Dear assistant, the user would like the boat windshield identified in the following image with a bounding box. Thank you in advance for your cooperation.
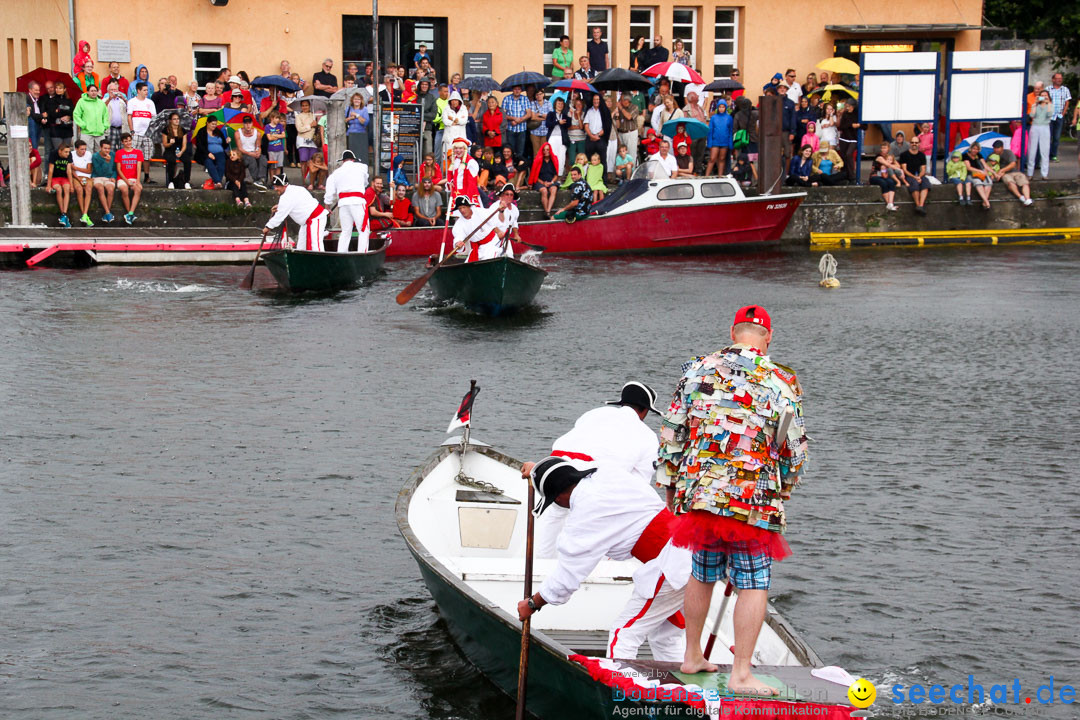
[590,178,650,215]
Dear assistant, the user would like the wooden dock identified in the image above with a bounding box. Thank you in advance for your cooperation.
[0,228,265,265]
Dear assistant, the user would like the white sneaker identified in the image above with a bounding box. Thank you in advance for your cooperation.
[1023,197,1033,206]
[184,183,191,190]
[167,182,174,189]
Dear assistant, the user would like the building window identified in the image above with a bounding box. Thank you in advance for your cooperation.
[672,7,697,66]
[193,44,228,89]
[587,6,612,55]
[629,7,655,51]
[543,5,570,76]
[713,8,739,79]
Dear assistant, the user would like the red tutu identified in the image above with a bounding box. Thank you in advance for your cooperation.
[671,511,791,560]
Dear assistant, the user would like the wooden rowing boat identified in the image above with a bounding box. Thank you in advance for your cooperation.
[427,256,547,316]
[397,437,858,719]
[262,236,389,292]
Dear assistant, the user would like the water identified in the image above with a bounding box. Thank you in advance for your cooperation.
[2,246,1078,719]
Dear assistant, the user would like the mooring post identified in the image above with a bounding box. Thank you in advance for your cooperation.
[4,92,33,226]
[326,96,346,247]
[757,94,783,196]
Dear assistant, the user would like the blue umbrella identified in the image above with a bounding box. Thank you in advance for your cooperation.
[661,117,709,140]
[459,76,501,92]
[251,75,300,92]
[500,71,550,91]
[953,132,1010,158]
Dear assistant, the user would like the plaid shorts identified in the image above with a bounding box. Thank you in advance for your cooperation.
[692,549,772,589]
[133,133,154,159]
[106,126,124,149]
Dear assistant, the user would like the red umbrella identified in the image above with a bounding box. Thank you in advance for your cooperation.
[17,67,82,102]
[550,78,599,94]
[641,62,705,85]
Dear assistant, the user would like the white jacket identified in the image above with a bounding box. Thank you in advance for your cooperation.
[266,185,321,230]
[324,161,370,207]
[539,466,668,606]
[552,405,658,486]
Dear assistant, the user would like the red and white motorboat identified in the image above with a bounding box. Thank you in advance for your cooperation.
[386,175,805,257]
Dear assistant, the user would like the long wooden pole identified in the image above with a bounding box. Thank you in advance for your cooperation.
[372,0,381,176]
[4,93,32,227]
[515,481,535,720]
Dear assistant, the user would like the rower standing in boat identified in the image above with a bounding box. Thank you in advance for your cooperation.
[522,381,663,558]
[657,305,808,693]
[448,196,491,260]
[324,149,370,253]
[264,175,328,252]
[517,457,691,663]
[493,182,521,257]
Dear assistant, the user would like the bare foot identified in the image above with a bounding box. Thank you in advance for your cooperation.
[728,673,780,696]
[680,656,719,674]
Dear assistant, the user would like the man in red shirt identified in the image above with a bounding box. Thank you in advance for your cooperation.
[114,133,144,225]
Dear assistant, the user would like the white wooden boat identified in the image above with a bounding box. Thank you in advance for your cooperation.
[397,435,858,719]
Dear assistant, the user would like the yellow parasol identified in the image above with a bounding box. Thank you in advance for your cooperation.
[809,84,859,103]
[816,57,861,75]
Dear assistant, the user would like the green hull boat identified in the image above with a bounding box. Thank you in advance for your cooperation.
[427,256,546,316]
[397,440,856,720]
[262,238,388,292]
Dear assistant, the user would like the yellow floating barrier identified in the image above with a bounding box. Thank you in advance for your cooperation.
[810,227,1080,249]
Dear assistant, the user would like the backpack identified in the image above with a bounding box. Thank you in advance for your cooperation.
[733,129,748,149]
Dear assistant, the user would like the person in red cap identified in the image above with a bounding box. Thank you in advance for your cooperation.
[657,305,808,693]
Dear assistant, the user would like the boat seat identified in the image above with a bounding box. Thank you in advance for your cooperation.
[446,556,640,584]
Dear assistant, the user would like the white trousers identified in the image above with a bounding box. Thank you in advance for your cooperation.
[618,130,639,166]
[607,571,687,663]
[1027,124,1050,179]
[547,135,567,175]
[298,213,327,252]
[338,204,370,253]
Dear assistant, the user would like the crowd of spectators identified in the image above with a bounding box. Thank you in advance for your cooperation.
[4,38,1078,228]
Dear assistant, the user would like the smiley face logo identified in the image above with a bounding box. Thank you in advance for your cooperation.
[848,678,877,708]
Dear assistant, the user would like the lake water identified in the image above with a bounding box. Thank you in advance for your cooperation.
[2,245,1078,719]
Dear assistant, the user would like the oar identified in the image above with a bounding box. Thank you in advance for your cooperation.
[240,230,269,290]
[703,581,735,660]
[515,479,536,720]
[395,205,501,305]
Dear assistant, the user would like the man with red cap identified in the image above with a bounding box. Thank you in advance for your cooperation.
[517,455,691,662]
[657,305,808,693]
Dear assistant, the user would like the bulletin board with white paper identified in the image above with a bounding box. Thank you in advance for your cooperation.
[858,51,941,178]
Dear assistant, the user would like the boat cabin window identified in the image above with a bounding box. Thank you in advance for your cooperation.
[656,184,695,201]
[701,181,737,198]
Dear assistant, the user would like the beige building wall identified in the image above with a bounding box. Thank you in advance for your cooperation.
[4,0,981,98]
[2,2,72,95]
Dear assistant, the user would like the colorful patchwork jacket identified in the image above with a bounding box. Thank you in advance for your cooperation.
[657,344,808,534]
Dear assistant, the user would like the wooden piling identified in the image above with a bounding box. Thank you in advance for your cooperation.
[4,92,33,226]
[326,96,346,240]
[757,94,784,196]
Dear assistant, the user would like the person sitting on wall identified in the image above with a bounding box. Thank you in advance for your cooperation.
[553,165,592,222]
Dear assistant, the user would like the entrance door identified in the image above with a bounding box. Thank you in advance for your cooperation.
[343,15,447,79]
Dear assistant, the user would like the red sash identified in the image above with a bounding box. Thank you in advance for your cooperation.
[306,204,326,223]
[339,191,366,198]
[631,508,677,563]
[552,450,594,462]
[465,229,499,262]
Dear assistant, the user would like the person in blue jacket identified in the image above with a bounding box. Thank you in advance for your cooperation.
[705,98,733,176]
[785,144,817,186]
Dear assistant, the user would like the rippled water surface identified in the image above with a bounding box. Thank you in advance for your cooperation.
[2,246,1078,719]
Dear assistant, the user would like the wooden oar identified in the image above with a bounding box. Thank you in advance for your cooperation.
[395,205,502,305]
[515,480,536,720]
[703,581,734,660]
[240,230,269,290]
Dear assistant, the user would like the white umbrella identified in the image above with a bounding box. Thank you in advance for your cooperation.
[289,94,328,113]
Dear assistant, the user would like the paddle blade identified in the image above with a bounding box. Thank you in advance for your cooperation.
[396,267,436,305]
[240,265,256,290]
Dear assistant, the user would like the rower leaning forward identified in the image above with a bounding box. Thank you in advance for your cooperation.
[657,304,808,694]
[264,175,328,252]
[323,149,371,252]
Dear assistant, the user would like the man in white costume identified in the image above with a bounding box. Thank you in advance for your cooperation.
[263,175,327,252]
[522,381,662,558]
[324,149,370,252]
[516,456,691,662]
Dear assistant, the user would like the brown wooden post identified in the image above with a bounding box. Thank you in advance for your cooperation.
[326,96,346,246]
[4,92,33,226]
[757,94,784,196]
